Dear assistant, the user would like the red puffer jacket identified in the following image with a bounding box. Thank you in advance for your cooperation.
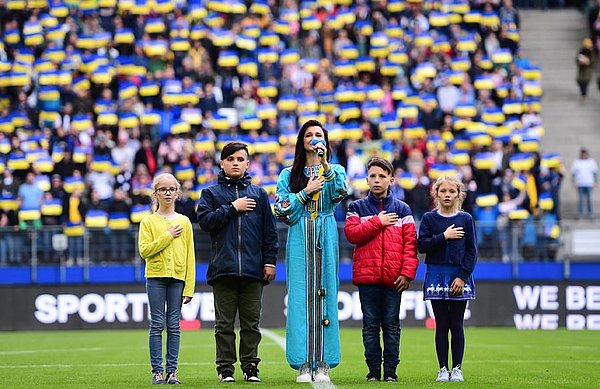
[344,192,418,287]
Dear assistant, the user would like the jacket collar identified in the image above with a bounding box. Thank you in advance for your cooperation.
[368,189,392,207]
[218,170,251,188]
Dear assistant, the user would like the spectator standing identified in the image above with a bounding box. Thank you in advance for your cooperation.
[575,38,596,101]
[571,148,598,218]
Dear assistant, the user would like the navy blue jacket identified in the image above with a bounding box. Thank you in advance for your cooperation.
[417,211,478,281]
[197,171,278,285]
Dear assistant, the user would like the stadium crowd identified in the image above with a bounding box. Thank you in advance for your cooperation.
[0,0,564,265]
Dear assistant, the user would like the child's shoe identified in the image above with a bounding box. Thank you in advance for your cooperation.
[166,371,181,384]
[243,363,261,382]
[384,367,397,382]
[384,373,398,382]
[218,371,235,383]
[152,371,166,385]
[450,365,464,382]
[366,368,381,381]
[436,366,450,382]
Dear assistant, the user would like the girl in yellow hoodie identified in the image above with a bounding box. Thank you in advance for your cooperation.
[138,173,196,385]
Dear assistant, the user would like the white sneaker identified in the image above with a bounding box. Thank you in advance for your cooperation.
[450,366,464,382]
[436,367,450,382]
[314,363,330,383]
[296,364,312,383]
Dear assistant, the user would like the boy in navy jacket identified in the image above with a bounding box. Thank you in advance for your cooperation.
[197,142,278,383]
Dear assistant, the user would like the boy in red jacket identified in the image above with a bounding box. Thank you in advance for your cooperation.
[344,157,418,382]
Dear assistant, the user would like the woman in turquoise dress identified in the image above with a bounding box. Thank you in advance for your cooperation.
[275,120,348,383]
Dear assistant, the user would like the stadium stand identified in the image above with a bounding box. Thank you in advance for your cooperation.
[0,0,577,266]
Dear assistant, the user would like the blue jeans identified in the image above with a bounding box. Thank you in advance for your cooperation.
[577,186,593,216]
[358,284,402,373]
[147,277,184,374]
[0,236,7,265]
[67,236,84,261]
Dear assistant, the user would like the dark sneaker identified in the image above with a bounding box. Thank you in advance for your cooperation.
[166,371,181,385]
[152,372,166,385]
[366,368,381,381]
[243,364,261,382]
[218,371,235,383]
[384,373,398,382]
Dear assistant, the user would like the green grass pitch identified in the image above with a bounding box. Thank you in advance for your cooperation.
[1,328,598,388]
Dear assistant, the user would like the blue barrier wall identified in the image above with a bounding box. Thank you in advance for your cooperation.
[2,261,600,285]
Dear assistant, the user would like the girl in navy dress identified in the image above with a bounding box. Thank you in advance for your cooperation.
[417,176,477,383]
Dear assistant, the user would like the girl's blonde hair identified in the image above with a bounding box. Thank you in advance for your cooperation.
[151,173,182,211]
[430,176,466,212]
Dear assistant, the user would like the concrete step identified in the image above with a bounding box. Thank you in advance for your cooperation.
[519,9,600,217]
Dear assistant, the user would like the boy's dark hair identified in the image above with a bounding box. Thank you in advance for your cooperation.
[221,142,249,160]
[367,157,394,176]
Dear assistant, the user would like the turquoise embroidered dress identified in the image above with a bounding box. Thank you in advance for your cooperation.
[275,164,348,370]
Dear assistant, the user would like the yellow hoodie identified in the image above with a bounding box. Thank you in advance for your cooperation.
[138,213,196,297]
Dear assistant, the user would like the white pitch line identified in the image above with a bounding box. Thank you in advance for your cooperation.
[261,328,338,389]
[0,347,105,355]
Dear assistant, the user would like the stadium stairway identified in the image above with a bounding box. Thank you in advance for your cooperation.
[520,8,600,220]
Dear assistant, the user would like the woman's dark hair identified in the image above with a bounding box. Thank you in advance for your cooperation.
[221,142,249,160]
[289,120,331,193]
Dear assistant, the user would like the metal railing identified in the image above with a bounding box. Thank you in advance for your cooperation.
[0,220,562,269]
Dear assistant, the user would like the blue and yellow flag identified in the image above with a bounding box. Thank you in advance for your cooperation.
[64,176,85,194]
[257,82,278,98]
[85,210,108,228]
[540,153,560,169]
[91,156,113,173]
[208,113,231,131]
[429,163,458,180]
[538,192,554,211]
[280,49,301,65]
[473,152,497,170]
[476,194,499,208]
[509,153,535,172]
[0,195,17,211]
[509,208,530,220]
[108,212,131,230]
[448,149,470,165]
[7,153,29,170]
[492,48,513,64]
[141,110,161,126]
[252,136,280,154]
[218,50,239,68]
[277,95,298,112]
[41,198,63,216]
[19,207,41,221]
[239,114,262,131]
[130,204,152,223]
[237,58,258,78]
[398,172,417,190]
[33,156,54,173]
[64,222,85,237]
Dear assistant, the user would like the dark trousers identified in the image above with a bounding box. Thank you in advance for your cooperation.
[212,276,263,374]
[358,284,402,374]
[431,300,467,369]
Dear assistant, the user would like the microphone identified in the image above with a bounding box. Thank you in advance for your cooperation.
[310,138,326,157]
